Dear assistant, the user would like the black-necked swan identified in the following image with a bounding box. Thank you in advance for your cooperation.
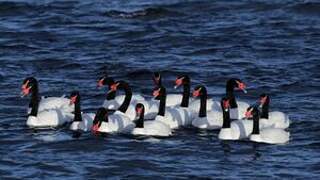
[225,78,249,119]
[246,106,290,144]
[218,97,253,140]
[219,104,285,139]
[69,91,95,132]
[191,85,223,129]
[153,86,191,129]
[21,77,74,114]
[97,75,145,110]
[258,94,290,129]
[152,72,192,107]
[130,103,172,137]
[21,77,74,128]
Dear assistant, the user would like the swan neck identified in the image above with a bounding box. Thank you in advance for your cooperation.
[199,90,207,117]
[158,91,166,117]
[222,109,231,128]
[252,112,260,134]
[29,86,39,117]
[261,103,269,119]
[227,92,238,108]
[74,101,82,122]
[118,83,132,113]
[180,80,190,107]
[135,111,144,128]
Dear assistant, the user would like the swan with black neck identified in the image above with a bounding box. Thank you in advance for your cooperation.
[97,75,145,110]
[130,103,172,137]
[225,78,249,119]
[191,85,223,129]
[21,77,73,128]
[258,94,290,129]
[246,106,290,144]
[21,77,74,114]
[69,91,95,132]
[153,86,191,129]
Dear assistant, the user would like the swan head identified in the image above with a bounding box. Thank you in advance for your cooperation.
[259,93,270,108]
[69,91,80,105]
[174,75,190,89]
[192,85,206,98]
[92,108,108,133]
[220,97,230,112]
[107,81,129,94]
[226,78,247,94]
[21,77,38,97]
[153,72,162,86]
[97,75,115,88]
[245,106,259,119]
[135,103,145,128]
[107,81,121,95]
[135,103,145,117]
[152,86,166,100]
[220,97,232,129]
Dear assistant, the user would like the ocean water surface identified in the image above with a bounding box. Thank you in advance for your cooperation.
[0,0,320,179]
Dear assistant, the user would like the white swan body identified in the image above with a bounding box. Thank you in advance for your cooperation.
[250,128,290,144]
[192,110,223,130]
[188,99,220,113]
[27,97,74,114]
[96,111,135,133]
[261,111,290,129]
[155,107,190,129]
[27,110,74,128]
[218,123,255,140]
[218,120,254,140]
[131,120,172,137]
[70,113,95,131]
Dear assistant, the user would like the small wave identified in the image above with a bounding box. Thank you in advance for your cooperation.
[104,7,177,19]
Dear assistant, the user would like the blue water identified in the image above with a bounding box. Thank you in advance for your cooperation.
[1,0,320,179]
